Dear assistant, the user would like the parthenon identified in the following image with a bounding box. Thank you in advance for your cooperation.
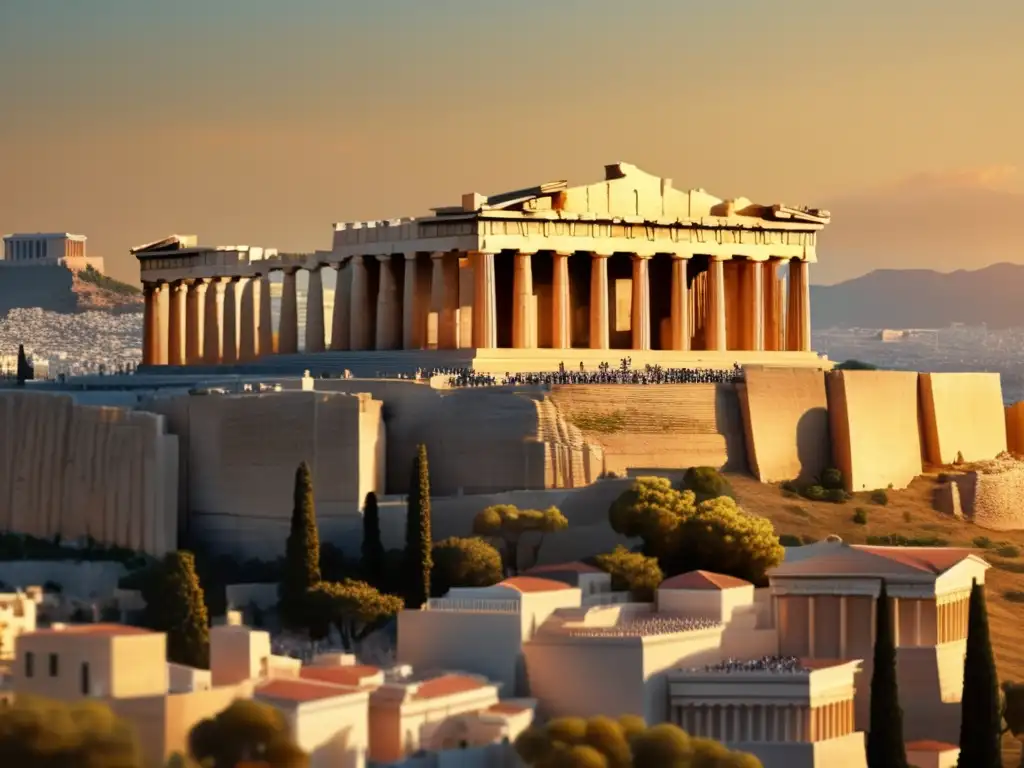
[134,162,830,369]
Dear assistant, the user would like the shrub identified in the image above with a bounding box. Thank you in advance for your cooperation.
[870,489,889,506]
[779,534,803,547]
[780,480,799,494]
[853,508,868,525]
[995,544,1020,559]
[803,485,826,501]
[680,466,733,502]
[866,534,948,547]
[973,536,994,549]
[1004,590,1024,603]
[820,468,844,491]
[594,546,664,601]
[825,488,849,504]
[431,537,503,596]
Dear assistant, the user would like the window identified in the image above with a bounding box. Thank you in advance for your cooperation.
[80,662,90,695]
[49,653,58,677]
[24,651,34,678]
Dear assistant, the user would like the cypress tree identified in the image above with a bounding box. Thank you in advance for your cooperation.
[361,491,385,587]
[143,551,210,669]
[866,580,908,768]
[957,579,1001,767]
[404,444,432,608]
[281,461,321,626]
[15,344,31,385]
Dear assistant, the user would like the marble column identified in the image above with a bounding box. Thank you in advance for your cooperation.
[403,254,420,350]
[221,277,241,364]
[551,252,571,349]
[669,254,691,351]
[799,259,812,351]
[458,254,475,349]
[763,258,782,351]
[589,254,610,350]
[375,255,401,350]
[744,259,764,351]
[631,255,651,350]
[167,281,186,366]
[349,256,372,350]
[186,280,207,364]
[706,257,727,351]
[259,274,274,355]
[787,259,812,352]
[472,251,497,348]
[305,267,326,353]
[330,263,351,351]
[512,251,534,349]
[239,276,260,361]
[203,278,224,364]
[428,252,445,349]
[142,284,158,365]
[439,253,459,349]
[278,269,299,354]
[154,282,169,365]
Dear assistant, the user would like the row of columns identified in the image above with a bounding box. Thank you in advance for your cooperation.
[937,595,969,644]
[673,699,854,743]
[142,252,813,365]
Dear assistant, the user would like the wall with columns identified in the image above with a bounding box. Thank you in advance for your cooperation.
[0,392,178,556]
[918,372,1006,466]
[738,367,831,484]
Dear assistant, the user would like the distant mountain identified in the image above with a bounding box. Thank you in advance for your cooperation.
[811,263,1024,329]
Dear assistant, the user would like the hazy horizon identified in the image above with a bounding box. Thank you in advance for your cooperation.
[2,1,1021,286]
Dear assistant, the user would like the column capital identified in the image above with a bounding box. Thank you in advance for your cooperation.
[429,250,449,260]
[631,253,652,261]
[668,252,693,260]
[375,254,396,263]
[709,254,727,263]
[589,251,612,260]
[403,253,419,261]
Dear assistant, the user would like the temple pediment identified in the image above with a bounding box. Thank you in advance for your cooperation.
[130,234,198,255]
[447,162,830,225]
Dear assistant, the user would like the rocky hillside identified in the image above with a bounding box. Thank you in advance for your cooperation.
[71,266,143,312]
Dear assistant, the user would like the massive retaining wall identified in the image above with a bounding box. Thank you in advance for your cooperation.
[0,392,177,556]
[738,367,831,483]
[826,370,923,492]
[0,264,77,315]
[919,372,1006,466]
[547,384,746,475]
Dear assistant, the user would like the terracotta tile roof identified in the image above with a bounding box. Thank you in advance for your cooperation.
[257,679,355,704]
[487,702,532,715]
[412,674,489,700]
[30,623,154,637]
[852,546,979,574]
[905,740,959,752]
[498,576,573,593]
[526,562,603,575]
[300,665,382,688]
[659,571,751,591]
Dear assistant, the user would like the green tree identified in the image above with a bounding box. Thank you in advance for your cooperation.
[957,579,1001,768]
[188,699,308,768]
[866,581,907,768]
[360,491,385,587]
[141,550,210,669]
[472,504,569,576]
[593,546,663,601]
[280,461,321,627]
[680,466,734,502]
[305,579,404,650]
[514,716,761,768]
[404,444,433,608]
[431,536,504,596]
[0,695,145,768]
[608,477,782,583]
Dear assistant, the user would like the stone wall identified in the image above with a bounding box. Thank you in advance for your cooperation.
[738,367,831,483]
[0,392,178,556]
[919,373,1006,466]
[938,458,1024,531]
[0,264,77,314]
[826,370,923,492]
[547,384,747,475]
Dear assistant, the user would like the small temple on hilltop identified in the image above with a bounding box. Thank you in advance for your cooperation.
[132,162,830,373]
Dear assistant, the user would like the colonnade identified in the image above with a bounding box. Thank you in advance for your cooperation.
[141,250,813,366]
[672,698,855,743]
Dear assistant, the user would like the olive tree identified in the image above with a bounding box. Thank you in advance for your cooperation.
[472,504,568,576]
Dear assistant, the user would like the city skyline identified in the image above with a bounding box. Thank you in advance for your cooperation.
[1,0,1022,285]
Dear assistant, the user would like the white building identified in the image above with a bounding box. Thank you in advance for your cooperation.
[1,233,104,273]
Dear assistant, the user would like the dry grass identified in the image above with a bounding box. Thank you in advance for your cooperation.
[729,473,1024,764]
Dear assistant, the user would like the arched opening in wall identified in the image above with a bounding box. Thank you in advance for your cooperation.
[363,255,381,345]
[532,251,554,349]
[688,255,710,351]
[568,251,591,348]
[495,251,514,349]
[650,254,673,350]
[608,252,633,350]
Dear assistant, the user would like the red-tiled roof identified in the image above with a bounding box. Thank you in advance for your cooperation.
[257,679,355,704]
[905,740,959,752]
[852,546,979,574]
[659,571,751,591]
[498,576,573,593]
[413,674,488,700]
[30,624,154,637]
[300,665,381,688]
[526,562,603,575]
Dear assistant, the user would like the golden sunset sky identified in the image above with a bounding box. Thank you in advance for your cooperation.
[1,0,1021,285]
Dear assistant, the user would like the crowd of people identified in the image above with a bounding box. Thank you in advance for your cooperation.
[698,655,805,674]
[436,360,745,388]
[568,616,721,638]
